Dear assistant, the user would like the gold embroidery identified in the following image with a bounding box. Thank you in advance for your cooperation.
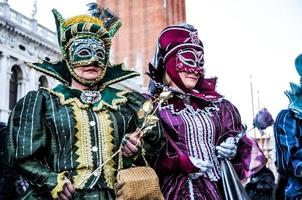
[97,110,115,188]
[83,23,93,32]
[43,87,129,111]
[65,60,107,85]
[27,62,69,85]
[71,102,94,189]
[71,24,78,37]
[64,15,104,27]
[50,171,68,199]
[96,27,108,37]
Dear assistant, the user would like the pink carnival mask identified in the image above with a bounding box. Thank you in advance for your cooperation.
[175,48,204,74]
[149,24,222,101]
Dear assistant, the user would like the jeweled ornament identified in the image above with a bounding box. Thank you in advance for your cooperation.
[80,90,102,104]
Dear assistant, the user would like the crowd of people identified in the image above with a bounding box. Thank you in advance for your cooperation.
[0,3,300,200]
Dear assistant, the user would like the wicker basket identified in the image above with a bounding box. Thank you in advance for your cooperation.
[115,166,164,200]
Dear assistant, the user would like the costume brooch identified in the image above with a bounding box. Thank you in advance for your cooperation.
[80,90,102,104]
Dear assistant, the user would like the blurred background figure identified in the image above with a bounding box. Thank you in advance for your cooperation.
[0,122,17,199]
[245,166,276,200]
[274,54,302,200]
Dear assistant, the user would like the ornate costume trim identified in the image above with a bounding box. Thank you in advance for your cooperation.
[65,60,107,87]
[43,86,129,111]
[71,102,94,189]
[98,63,140,89]
[64,15,104,29]
[27,62,70,85]
[28,59,139,91]
[159,103,220,116]
[285,82,302,119]
[180,105,221,181]
[97,111,115,188]
[99,89,129,110]
[50,171,68,199]
[80,90,102,104]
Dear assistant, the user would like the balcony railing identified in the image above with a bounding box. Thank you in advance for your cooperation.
[0,2,57,45]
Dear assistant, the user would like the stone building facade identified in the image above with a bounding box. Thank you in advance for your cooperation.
[0,1,60,122]
[0,0,186,122]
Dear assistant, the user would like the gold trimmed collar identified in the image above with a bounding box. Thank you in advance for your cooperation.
[41,84,129,111]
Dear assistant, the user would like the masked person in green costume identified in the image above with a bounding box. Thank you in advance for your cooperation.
[6,4,165,199]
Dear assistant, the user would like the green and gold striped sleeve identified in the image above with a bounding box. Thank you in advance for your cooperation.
[7,91,63,192]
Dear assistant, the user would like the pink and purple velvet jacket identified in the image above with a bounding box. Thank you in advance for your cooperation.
[153,81,265,200]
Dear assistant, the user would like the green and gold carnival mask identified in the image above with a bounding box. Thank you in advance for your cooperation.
[52,8,121,87]
[69,37,106,69]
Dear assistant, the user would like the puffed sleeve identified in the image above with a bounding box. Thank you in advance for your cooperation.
[123,92,166,166]
[6,91,67,198]
[218,99,243,141]
[219,99,266,180]
[274,109,302,177]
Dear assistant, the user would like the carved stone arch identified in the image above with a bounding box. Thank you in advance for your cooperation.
[7,61,28,78]
[9,65,23,109]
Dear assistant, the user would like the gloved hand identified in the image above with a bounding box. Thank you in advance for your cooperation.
[216,137,237,160]
[189,156,213,178]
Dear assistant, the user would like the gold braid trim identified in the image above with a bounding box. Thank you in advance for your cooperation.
[45,88,90,109]
[71,102,94,189]
[97,110,115,188]
[71,24,79,37]
[96,27,109,37]
[50,171,68,199]
[44,87,129,111]
[65,53,107,86]
[100,67,139,89]
[83,23,93,32]
[64,15,104,27]
[98,90,129,111]
[27,62,69,85]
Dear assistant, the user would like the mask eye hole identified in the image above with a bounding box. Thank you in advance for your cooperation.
[197,61,204,67]
[77,48,91,57]
[178,53,197,68]
[96,49,105,60]
[186,60,195,67]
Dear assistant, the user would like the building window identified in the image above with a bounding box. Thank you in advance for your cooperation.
[9,65,22,110]
[19,44,26,51]
[38,75,48,88]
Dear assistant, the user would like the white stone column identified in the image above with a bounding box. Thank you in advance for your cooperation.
[30,67,37,90]
[0,53,10,122]
[18,66,30,100]
[17,79,24,101]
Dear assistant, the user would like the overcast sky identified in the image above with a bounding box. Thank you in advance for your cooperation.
[186,0,302,129]
[7,0,302,130]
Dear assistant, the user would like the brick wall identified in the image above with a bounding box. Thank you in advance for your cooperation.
[97,0,186,86]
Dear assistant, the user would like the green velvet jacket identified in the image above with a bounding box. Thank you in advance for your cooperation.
[7,84,165,199]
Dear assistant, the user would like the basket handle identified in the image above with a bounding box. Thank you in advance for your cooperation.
[118,142,149,171]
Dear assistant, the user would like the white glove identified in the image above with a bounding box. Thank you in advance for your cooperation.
[189,156,213,174]
[216,137,237,159]
[189,156,213,179]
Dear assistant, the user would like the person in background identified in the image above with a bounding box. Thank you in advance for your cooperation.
[5,4,165,199]
[274,54,302,200]
[245,166,276,200]
[0,122,17,199]
[148,24,266,200]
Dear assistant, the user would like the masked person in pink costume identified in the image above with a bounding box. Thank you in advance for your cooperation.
[148,24,266,200]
